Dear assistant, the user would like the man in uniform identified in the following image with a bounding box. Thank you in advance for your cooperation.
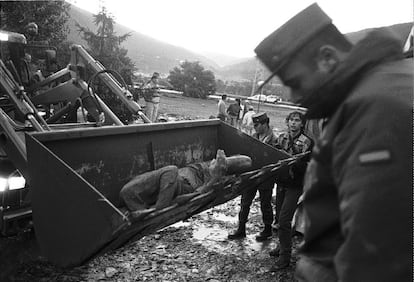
[254,3,412,281]
[269,111,313,270]
[228,112,276,241]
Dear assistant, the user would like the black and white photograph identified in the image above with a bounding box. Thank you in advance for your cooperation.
[0,0,412,281]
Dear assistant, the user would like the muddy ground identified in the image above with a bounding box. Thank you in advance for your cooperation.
[2,198,302,282]
[1,94,301,281]
[156,94,293,135]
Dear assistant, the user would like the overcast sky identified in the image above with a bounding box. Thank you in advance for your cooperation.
[67,0,413,58]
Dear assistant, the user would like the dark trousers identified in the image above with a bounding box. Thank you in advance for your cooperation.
[229,115,238,127]
[238,180,273,225]
[275,185,302,257]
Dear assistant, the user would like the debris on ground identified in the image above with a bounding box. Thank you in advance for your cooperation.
[3,197,301,281]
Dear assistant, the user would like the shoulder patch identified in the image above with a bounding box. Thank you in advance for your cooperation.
[358,150,391,164]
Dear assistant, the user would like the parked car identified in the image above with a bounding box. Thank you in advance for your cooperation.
[266,95,282,103]
[247,94,267,102]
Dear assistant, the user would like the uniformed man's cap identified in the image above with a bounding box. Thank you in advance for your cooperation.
[252,112,269,124]
[254,3,332,86]
[152,72,160,78]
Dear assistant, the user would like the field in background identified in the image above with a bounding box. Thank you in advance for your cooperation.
[153,94,295,135]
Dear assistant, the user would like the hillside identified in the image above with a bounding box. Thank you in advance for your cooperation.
[218,22,413,82]
[66,3,411,82]
[67,5,221,75]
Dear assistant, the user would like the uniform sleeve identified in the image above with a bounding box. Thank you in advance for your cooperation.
[289,134,312,186]
[267,132,278,147]
[331,92,412,281]
[301,136,313,153]
[274,133,283,150]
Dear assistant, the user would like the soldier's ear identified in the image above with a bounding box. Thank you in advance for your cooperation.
[316,45,340,73]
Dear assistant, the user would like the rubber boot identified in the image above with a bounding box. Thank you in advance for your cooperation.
[269,245,280,257]
[255,224,272,241]
[270,254,290,271]
[228,223,246,240]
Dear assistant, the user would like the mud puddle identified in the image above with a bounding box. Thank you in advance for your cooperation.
[169,207,279,258]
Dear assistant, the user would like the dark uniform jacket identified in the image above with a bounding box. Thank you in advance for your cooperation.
[296,29,413,282]
[252,126,277,146]
[275,131,313,188]
[252,126,278,190]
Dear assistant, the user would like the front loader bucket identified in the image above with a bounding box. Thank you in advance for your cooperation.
[27,135,128,267]
[26,120,289,267]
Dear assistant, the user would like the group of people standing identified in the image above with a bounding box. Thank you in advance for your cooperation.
[216,94,256,134]
[216,83,317,272]
[227,110,314,272]
[217,4,411,280]
[123,2,411,280]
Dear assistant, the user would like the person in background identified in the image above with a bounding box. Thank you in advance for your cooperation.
[241,105,256,135]
[142,72,161,122]
[126,92,139,107]
[24,22,39,42]
[228,112,276,242]
[217,94,228,122]
[269,111,313,270]
[226,98,241,127]
[255,3,412,281]
[237,99,248,129]
[126,93,141,124]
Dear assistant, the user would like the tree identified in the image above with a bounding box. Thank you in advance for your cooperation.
[76,7,136,124]
[168,61,216,99]
[75,7,134,73]
[0,1,70,68]
[0,1,69,47]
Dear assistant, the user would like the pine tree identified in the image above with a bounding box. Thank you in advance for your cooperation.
[76,7,136,124]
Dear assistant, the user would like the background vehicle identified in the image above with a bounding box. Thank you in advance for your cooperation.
[247,94,267,102]
[266,95,282,103]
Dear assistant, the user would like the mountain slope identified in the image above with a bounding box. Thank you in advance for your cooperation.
[67,5,220,74]
[66,4,411,81]
[219,22,413,82]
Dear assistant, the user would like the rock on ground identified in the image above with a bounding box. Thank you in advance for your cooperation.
[2,197,302,281]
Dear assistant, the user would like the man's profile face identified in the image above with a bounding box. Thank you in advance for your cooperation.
[253,122,265,134]
[279,57,328,104]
